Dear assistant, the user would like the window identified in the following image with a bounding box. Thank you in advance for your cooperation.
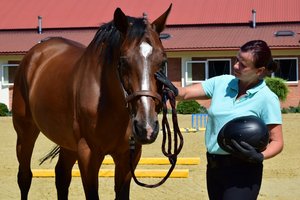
[207,59,231,78]
[274,30,295,37]
[185,59,231,85]
[273,58,298,83]
[185,61,206,85]
[1,64,19,86]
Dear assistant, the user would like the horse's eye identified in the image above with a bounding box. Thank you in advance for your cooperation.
[119,57,129,73]
[120,57,127,66]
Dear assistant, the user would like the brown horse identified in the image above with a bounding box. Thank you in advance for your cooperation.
[12,5,172,200]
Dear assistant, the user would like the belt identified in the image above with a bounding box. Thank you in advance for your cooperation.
[206,153,258,169]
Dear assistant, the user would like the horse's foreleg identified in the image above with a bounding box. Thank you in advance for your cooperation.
[13,117,39,200]
[55,147,77,200]
[113,145,142,200]
[77,138,103,200]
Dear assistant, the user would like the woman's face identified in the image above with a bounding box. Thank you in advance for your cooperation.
[233,51,262,82]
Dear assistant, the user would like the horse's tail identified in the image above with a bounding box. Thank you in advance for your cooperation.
[39,145,60,165]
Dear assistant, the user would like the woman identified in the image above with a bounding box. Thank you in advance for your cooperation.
[156,40,283,200]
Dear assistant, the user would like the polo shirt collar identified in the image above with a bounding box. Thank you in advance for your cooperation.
[229,78,265,95]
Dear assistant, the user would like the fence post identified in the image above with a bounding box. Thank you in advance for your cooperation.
[191,114,208,131]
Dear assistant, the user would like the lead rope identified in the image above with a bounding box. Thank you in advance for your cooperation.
[129,88,184,188]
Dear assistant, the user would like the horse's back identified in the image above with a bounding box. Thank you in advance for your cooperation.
[13,37,85,150]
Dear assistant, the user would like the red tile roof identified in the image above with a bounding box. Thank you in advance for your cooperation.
[163,24,300,51]
[0,0,299,54]
[0,0,300,29]
[0,29,95,54]
[1,24,299,54]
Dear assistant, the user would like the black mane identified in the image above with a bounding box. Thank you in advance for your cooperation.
[90,16,147,63]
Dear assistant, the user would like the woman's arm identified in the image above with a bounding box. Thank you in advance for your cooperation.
[177,83,209,100]
[155,71,209,100]
[262,124,284,159]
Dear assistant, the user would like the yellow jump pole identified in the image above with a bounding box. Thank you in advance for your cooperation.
[102,157,200,165]
[32,169,189,178]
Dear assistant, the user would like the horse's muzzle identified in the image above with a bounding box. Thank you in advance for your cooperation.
[125,90,161,144]
[132,119,159,144]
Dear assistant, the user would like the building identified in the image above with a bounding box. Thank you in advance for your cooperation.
[1,0,299,109]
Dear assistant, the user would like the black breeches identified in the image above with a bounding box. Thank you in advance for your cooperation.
[206,153,263,200]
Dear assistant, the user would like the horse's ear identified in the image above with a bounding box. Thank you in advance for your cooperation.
[114,8,128,34]
[151,4,172,34]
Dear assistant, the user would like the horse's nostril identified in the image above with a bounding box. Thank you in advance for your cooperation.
[132,119,159,144]
[133,120,141,135]
[154,121,159,134]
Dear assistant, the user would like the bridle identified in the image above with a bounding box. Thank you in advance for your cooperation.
[125,90,162,110]
[118,56,163,113]
[117,57,184,188]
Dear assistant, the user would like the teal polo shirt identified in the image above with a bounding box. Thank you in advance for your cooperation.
[202,75,282,155]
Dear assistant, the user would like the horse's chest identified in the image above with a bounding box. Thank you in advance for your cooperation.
[81,112,130,150]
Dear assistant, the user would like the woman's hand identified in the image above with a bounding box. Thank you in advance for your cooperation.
[227,139,264,163]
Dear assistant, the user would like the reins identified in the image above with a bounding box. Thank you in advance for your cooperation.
[129,88,184,188]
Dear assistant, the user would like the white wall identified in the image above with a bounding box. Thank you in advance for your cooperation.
[0,55,23,110]
[0,64,10,109]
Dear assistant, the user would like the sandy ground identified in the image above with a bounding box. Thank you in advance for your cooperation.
[0,114,300,200]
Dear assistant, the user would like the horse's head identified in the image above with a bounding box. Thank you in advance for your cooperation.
[114,5,172,144]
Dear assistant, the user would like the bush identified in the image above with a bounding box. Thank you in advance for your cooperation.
[0,103,11,116]
[265,77,289,101]
[281,106,300,113]
[281,107,289,114]
[176,100,207,114]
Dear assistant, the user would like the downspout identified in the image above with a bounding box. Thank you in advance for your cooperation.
[252,9,256,28]
[38,16,42,34]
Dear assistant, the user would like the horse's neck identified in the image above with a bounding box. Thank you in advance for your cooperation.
[103,61,126,104]
[79,45,125,100]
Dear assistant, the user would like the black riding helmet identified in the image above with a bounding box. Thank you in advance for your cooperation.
[217,115,269,153]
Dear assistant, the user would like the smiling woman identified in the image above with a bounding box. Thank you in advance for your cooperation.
[156,40,284,200]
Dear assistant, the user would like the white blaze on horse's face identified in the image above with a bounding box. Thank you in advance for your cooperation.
[140,42,153,60]
[139,42,153,90]
[139,41,154,138]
